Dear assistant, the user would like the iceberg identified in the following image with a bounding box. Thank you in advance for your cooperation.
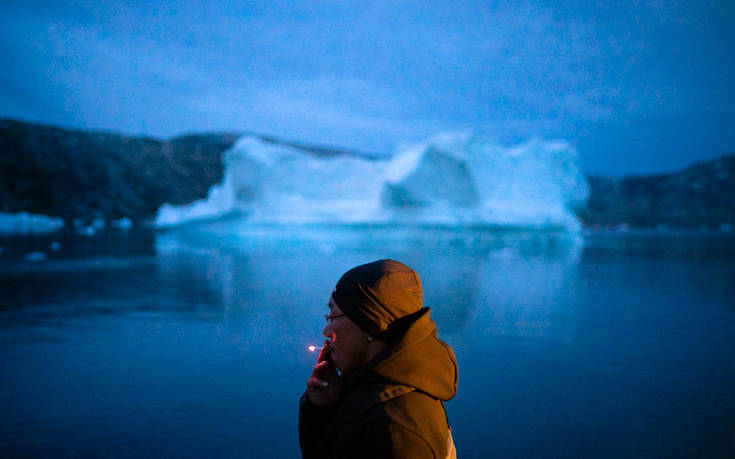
[155,133,589,230]
[25,251,47,262]
[0,211,65,235]
[111,217,133,230]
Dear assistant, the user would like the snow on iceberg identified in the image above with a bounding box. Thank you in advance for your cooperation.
[0,211,65,235]
[155,133,589,230]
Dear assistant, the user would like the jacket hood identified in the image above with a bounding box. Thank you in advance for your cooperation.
[346,307,458,401]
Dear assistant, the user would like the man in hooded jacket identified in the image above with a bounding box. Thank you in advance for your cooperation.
[299,259,458,459]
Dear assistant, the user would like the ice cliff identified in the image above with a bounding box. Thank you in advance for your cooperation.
[155,133,589,230]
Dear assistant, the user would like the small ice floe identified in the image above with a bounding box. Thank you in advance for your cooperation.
[74,219,91,235]
[0,246,3,254]
[79,226,96,236]
[0,211,64,235]
[75,218,106,236]
[50,241,62,251]
[25,251,47,262]
[721,223,733,232]
[111,217,133,230]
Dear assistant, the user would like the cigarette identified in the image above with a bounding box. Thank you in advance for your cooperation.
[308,345,317,352]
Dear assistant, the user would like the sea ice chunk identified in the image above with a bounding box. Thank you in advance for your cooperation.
[111,217,133,230]
[382,134,588,227]
[0,211,65,235]
[25,251,47,262]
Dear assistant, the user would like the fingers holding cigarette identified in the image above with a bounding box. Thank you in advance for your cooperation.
[306,341,342,406]
[317,339,331,363]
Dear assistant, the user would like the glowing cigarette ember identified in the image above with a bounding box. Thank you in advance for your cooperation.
[308,345,317,352]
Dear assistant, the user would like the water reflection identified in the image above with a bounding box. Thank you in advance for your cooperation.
[154,225,583,344]
[3,229,734,457]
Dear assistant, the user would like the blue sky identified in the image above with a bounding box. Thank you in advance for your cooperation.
[1,0,734,175]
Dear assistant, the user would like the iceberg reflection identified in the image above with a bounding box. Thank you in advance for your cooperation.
[155,224,581,345]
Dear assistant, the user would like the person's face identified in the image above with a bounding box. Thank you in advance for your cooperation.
[322,297,370,375]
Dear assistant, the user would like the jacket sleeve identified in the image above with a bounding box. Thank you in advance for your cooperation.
[298,392,338,459]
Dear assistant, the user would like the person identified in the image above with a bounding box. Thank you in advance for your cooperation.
[299,259,458,459]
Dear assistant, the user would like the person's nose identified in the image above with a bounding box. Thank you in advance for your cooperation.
[322,322,333,339]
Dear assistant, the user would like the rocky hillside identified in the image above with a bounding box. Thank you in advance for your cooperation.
[0,119,239,224]
[580,155,735,227]
[1,118,733,228]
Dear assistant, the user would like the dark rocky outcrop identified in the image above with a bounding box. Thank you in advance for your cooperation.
[1,118,733,228]
[0,118,239,225]
[580,155,735,228]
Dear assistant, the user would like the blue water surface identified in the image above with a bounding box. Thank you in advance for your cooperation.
[1,227,734,458]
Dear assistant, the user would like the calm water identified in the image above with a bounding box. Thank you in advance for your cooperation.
[1,227,734,458]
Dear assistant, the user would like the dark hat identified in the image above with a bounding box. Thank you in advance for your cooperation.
[331,259,423,340]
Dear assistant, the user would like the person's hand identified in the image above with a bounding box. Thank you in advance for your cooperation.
[306,340,342,406]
